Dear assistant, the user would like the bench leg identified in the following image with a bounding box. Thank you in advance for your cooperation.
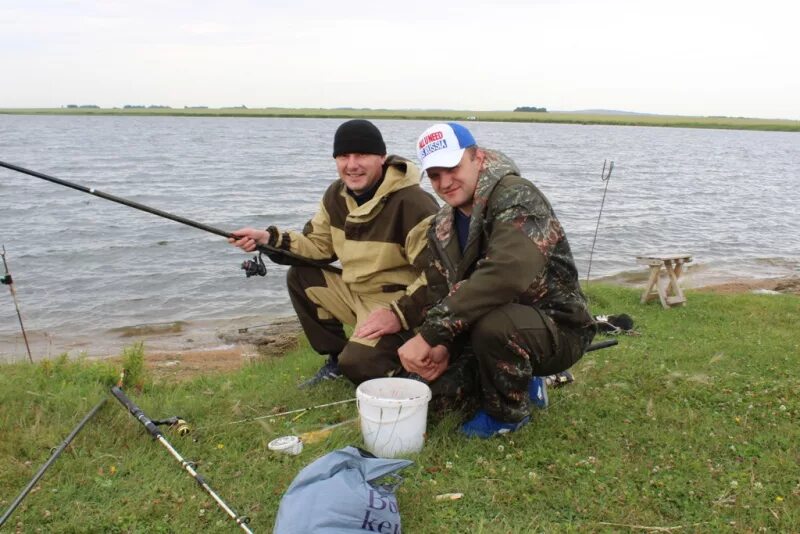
[641,266,661,304]
[664,260,687,306]
[656,274,670,308]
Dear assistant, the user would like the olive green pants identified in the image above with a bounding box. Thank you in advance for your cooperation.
[286,266,413,384]
[431,303,589,422]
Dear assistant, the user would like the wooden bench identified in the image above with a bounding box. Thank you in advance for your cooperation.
[636,254,693,308]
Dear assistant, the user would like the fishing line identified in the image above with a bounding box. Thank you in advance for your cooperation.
[0,160,342,275]
[585,160,614,286]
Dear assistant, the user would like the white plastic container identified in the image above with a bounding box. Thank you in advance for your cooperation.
[356,377,432,458]
[268,435,303,455]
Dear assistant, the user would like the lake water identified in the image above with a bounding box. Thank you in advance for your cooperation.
[1,115,798,361]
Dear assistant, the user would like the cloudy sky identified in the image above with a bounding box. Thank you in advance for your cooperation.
[1,0,798,119]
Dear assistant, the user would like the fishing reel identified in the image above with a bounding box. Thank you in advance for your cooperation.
[152,416,191,436]
[241,252,267,278]
[1,273,10,285]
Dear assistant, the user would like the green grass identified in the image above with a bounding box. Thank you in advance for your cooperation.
[1,284,798,532]
[1,107,798,132]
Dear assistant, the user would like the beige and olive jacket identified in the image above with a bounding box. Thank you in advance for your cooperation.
[268,155,439,329]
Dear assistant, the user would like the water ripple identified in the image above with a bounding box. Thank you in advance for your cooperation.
[1,115,798,355]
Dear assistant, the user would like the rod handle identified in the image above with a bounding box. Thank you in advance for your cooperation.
[586,339,618,352]
[111,386,162,438]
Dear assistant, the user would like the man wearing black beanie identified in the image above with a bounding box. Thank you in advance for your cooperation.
[332,119,386,159]
[230,120,439,387]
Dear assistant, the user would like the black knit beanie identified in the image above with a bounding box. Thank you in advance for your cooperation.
[332,119,386,157]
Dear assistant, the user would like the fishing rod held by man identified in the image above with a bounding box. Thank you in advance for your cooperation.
[0,159,341,275]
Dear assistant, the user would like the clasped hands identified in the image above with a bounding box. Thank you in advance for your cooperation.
[397,334,449,382]
[228,234,451,383]
[356,312,449,382]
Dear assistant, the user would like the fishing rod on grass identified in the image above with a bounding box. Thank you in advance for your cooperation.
[1,245,33,363]
[0,398,107,528]
[115,370,192,436]
[586,339,618,352]
[149,415,192,436]
[111,386,254,533]
[0,160,342,276]
[210,397,358,430]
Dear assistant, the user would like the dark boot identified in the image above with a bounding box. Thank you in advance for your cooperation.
[298,354,343,389]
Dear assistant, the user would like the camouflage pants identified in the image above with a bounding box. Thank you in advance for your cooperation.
[429,303,587,422]
[286,266,413,384]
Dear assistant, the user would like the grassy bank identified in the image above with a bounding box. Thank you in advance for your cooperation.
[1,284,798,532]
[1,107,798,132]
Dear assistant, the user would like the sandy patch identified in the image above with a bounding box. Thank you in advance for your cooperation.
[130,317,304,382]
[693,276,800,296]
[144,346,261,382]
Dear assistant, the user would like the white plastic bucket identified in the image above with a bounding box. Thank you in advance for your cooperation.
[356,377,432,458]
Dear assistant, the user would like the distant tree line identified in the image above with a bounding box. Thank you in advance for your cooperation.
[64,104,174,109]
[123,105,172,109]
[514,106,547,112]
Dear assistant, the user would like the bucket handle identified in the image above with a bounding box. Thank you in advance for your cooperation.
[357,400,425,425]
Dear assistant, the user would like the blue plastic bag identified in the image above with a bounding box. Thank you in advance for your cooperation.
[274,446,413,533]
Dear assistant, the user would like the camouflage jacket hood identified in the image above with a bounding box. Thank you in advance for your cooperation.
[418,149,593,347]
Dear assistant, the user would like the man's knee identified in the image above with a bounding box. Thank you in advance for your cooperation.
[471,306,538,347]
[286,265,326,295]
[338,342,374,385]
[469,309,507,352]
[469,305,552,366]
[337,338,402,385]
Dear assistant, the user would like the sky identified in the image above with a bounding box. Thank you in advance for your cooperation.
[1,0,798,120]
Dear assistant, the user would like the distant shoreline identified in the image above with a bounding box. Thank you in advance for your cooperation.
[1,275,797,366]
[1,107,798,132]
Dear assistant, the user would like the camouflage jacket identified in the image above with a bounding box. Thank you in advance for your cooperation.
[417,149,593,348]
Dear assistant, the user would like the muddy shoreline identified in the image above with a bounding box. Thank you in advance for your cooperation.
[2,276,797,377]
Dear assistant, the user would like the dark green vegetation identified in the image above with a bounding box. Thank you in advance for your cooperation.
[1,285,798,532]
[1,107,798,132]
[514,106,548,113]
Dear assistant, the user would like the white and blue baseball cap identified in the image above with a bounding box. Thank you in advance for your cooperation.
[416,123,477,171]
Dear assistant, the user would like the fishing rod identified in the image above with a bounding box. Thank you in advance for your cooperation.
[586,339,618,352]
[1,245,34,363]
[111,386,253,533]
[585,160,614,286]
[150,415,192,436]
[214,397,358,429]
[0,160,342,275]
[0,398,107,528]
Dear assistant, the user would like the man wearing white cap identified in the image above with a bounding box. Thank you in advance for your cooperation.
[399,123,595,438]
